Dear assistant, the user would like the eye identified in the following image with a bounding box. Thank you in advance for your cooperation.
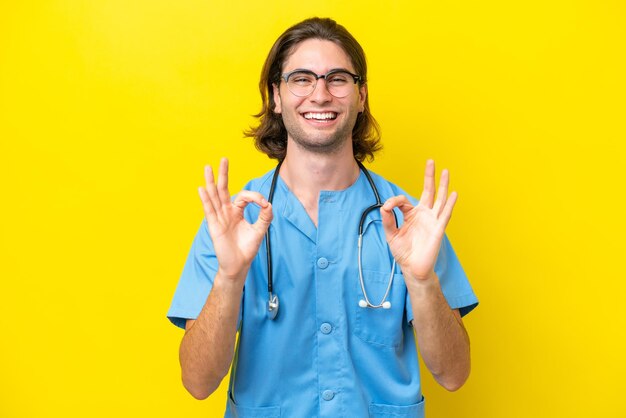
[327,72,351,85]
[289,72,314,86]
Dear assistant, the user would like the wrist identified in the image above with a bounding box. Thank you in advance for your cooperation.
[403,267,438,283]
[404,270,440,295]
[215,267,248,289]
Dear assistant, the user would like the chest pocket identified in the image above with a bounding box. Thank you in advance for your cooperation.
[354,269,407,348]
[351,216,408,349]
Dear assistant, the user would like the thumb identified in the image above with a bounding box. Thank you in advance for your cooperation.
[254,202,273,233]
[380,204,398,242]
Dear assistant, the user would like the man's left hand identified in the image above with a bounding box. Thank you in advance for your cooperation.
[380,159,457,281]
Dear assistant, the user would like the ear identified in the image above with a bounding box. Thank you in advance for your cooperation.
[358,83,367,113]
[272,83,282,114]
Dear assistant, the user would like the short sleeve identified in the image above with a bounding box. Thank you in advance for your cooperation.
[167,219,218,329]
[405,234,479,323]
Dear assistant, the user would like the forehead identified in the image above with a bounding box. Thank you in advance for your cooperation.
[282,38,354,73]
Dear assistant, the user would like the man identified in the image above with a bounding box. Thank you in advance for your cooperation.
[168,17,478,417]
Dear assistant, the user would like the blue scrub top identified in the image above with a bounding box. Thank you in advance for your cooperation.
[168,168,478,418]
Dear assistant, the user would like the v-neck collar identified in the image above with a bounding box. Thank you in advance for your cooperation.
[274,171,366,243]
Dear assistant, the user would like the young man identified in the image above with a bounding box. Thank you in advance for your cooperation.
[168,17,478,418]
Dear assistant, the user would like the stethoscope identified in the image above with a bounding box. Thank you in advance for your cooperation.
[265,160,398,319]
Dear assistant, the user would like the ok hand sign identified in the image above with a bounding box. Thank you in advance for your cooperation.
[380,160,457,282]
[198,158,273,280]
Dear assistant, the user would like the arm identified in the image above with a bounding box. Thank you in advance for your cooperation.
[406,277,470,391]
[179,158,273,399]
[179,271,245,399]
[380,160,470,391]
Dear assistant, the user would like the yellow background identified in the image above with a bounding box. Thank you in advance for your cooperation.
[1,1,625,417]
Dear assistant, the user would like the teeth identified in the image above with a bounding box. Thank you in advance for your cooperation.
[303,112,337,120]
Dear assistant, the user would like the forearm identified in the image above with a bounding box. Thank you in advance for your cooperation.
[407,272,470,391]
[179,270,245,399]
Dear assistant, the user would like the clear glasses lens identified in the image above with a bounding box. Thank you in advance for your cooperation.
[286,71,355,98]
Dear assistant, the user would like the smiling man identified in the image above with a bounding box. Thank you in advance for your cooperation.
[167,17,478,418]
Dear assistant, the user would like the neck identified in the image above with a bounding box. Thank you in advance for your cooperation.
[280,138,360,194]
[279,137,360,226]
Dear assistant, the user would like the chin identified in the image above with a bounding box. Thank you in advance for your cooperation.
[292,134,349,154]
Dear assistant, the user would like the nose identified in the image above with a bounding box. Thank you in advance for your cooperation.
[309,77,333,103]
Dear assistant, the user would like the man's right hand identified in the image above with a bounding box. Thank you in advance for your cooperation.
[198,157,273,281]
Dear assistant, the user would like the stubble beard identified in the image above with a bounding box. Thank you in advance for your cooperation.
[282,112,358,156]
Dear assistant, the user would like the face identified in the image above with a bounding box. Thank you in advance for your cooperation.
[273,39,367,155]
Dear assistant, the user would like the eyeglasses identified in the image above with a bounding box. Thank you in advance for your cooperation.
[281,69,362,98]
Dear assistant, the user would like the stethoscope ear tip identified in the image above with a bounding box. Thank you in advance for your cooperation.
[358,299,392,309]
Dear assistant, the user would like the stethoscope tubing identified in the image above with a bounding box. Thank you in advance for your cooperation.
[265,160,283,319]
[356,160,398,309]
[265,160,398,319]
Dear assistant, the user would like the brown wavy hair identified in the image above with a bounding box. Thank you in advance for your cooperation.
[244,17,382,162]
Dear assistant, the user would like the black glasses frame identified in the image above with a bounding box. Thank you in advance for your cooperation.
[280,69,362,97]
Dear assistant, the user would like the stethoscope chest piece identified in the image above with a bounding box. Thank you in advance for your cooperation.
[267,293,279,319]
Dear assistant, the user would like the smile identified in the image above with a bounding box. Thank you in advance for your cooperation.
[302,112,337,121]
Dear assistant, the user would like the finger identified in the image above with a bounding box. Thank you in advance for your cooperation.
[217,157,231,206]
[204,164,215,188]
[380,204,398,242]
[232,190,269,209]
[432,169,449,216]
[254,202,273,233]
[204,165,222,212]
[439,191,458,227]
[420,159,436,208]
[382,195,413,215]
[233,190,273,233]
[198,186,218,224]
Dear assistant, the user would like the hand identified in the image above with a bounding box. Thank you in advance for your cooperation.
[198,158,273,280]
[380,160,457,281]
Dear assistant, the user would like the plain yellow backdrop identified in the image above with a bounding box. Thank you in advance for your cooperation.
[1,1,625,417]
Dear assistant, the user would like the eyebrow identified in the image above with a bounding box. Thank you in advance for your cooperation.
[287,67,354,74]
